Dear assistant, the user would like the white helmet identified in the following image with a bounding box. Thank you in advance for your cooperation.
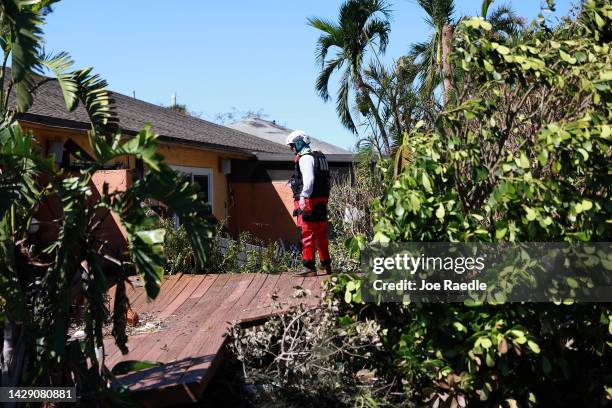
[286,129,311,146]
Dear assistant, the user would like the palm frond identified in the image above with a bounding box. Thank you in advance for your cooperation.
[315,55,345,102]
[38,51,78,111]
[363,18,390,53]
[308,17,342,64]
[336,67,357,134]
[73,68,118,135]
[2,0,44,111]
[481,0,494,18]
[488,3,524,37]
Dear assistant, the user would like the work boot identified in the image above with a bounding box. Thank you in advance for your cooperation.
[294,260,317,277]
[320,259,332,275]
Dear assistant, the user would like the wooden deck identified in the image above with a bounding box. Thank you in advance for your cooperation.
[103,273,327,406]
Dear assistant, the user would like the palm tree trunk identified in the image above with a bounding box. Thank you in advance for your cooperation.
[441,23,455,105]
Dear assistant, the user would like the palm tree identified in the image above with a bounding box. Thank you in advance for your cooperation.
[410,0,523,104]
[308,0,391,149]
[0,1,210,401]
[408,0,455,102]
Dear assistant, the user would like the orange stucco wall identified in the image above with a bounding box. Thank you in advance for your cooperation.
[156,143,245,221]
[228,181,299,244]
[20,121,248,223]
[90,169,132,252]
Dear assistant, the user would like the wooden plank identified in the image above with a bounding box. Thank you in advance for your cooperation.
[104,276,179,364]
[104,272,327,405]
[238,273,282,322]
[157,274,206,320]
[123,274,246,395]
[128,274,180,312]
[228,273,268,319]
[111,275,230,367]
[136,274,191,314]
[174,274,253,362]
[105,274,196,366]
[136,274,234,364]
[240,273,303,322]
[301,275,328,308]
[173,274,257,397]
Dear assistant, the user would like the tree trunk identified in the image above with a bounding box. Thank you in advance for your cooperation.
[441,23,455,105]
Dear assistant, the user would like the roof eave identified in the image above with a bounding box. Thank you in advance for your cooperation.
[253,151,356,163]
[17,113,258,157]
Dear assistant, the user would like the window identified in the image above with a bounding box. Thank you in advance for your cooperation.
[169,165,213,209]
[169,165,214,230]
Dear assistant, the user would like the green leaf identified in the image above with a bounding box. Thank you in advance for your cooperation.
[527,340,541,354]
[480,338,493,349]
[559,50,576,64]
[344,287,353,303]
[581,199,593,211]
[435,203,445,220]
[135,229,165,246]
[111,360,163,376]
[524,206,537,221]
[495,45,510,55]
[345,234,366,261]
[339,316,353,326]
[453,322,467,333]
[577,148,589,160]
[10,5,43,112]
[409,194,421,212]
[422,172,432,193]
[485,351,495,366]
[128,228,165,300]
[517,153,530,169]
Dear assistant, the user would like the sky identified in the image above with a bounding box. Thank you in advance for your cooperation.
[42,0,576,150]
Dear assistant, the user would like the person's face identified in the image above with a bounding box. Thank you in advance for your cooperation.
[289,143,297,154]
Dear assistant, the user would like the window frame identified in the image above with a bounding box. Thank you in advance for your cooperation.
[169,164,214,211]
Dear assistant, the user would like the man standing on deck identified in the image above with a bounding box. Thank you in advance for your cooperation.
[286,130,332,277]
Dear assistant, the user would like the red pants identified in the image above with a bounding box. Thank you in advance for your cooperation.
[302,220,330,263]
[300,197,330,266]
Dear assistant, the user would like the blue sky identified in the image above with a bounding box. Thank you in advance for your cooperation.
[43,0,575,150]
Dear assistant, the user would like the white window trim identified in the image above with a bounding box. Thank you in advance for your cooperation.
[170,165,214,210]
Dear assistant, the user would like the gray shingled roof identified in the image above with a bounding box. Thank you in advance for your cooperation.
[14,75,288,154]
[227,117,351,155]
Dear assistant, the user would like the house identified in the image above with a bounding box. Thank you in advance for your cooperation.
[226,118,355,243]
[17,78,354,250]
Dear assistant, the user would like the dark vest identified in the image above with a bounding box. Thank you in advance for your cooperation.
[290,151,330,199]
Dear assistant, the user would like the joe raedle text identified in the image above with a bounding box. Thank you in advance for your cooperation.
[372,279,487,292]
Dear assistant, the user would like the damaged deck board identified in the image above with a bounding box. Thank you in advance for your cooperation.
[103,273,327,406]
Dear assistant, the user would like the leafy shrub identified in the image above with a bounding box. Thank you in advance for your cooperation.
[203,227,294,274]
[156,218,196,275]
[334,2,612,407]
[328,163,385,242]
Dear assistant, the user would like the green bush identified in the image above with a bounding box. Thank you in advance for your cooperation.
[156,218,196,275]
[338,2,612,406]
[202,227,294,274]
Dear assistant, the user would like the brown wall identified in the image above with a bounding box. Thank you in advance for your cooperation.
[90,170,132,253]
[228,181,298,244]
